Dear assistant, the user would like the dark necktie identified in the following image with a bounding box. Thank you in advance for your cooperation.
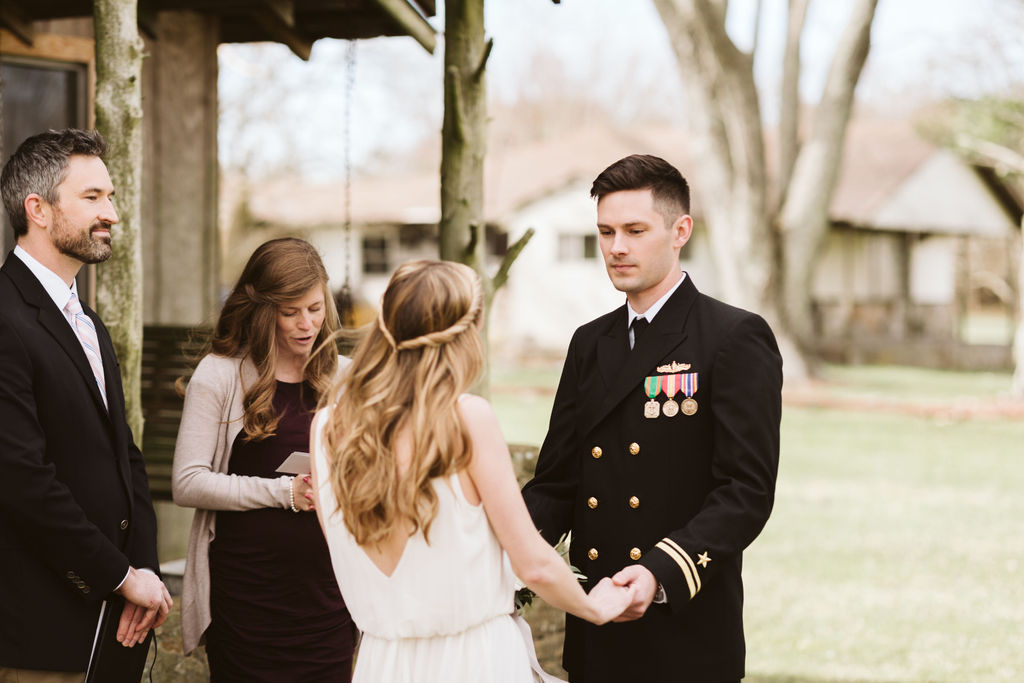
[630,316,649,348]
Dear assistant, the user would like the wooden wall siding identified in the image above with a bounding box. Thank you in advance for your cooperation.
[142,10,219,325]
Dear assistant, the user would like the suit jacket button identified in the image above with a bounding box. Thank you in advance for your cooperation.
[588,548,599,561]
[587,497,598,509]
[66,571,76,579]
[629,547,642,560]
[591,446,602,459]
[82,586,91,594]
[120,519,129,530]
[629,442,640,455]
[629,496,640,509]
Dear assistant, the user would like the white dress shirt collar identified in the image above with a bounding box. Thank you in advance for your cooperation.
[626,270,687,328]
[14,244,80,314]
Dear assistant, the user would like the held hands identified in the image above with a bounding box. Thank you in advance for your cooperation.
[609,564,658,622]
[115,567,173,646]
[585,577,635,625]
[290,475,315,512]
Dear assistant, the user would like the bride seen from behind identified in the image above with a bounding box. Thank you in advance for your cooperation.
[310,260,633,683]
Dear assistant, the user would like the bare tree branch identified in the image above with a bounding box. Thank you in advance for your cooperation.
[773,0,810,213]
[777,0,878,349]
[955,133,1024,174]
[492,227,535,291]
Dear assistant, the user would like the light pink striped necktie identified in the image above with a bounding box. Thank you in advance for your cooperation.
[64,292,108,409]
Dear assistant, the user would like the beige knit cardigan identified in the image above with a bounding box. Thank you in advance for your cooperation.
[171,353,349,654]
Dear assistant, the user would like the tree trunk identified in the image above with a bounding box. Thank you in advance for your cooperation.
[1013,215,1024,397]
[93,0,145,439]
[652,0,878,385]
[776,0,877,356]
[440,0,490,393]
[440,0,487,268]
[439,0,535,395]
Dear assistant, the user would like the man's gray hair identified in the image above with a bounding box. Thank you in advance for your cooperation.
[1,128,106,238]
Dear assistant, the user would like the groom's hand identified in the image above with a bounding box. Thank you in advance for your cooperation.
[610,564,657,622]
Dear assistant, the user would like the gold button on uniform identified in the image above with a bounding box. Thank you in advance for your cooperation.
[629,496,640,509]
[629,547,642,561]
[120,519,129,530]
[587,497,598,509]
[591,446,603,459]
[588,548,599,561]
[629,442,640,455]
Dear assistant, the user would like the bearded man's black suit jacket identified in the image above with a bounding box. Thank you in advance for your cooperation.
[523,274,783,683]
[0,252,159,672]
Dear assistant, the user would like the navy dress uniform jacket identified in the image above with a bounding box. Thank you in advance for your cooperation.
[522,275,782,683]
[0,252,160,672]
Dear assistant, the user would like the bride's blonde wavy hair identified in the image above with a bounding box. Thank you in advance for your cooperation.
[320,260,484,546]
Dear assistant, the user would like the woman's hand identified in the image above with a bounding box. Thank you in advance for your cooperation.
[290,475,316,512]
[585,576,634,625]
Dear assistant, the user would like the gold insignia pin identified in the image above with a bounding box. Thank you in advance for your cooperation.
[657,361,692,373]
[697,551,711,568]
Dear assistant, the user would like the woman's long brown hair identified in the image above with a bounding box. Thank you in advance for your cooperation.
[212,237,340,440]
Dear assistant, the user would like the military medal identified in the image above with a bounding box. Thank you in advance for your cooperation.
[643,375,662,419]
[680,372,699,416]
[661,373,680,417]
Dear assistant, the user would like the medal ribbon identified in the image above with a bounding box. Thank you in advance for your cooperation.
[682,373,698,397]
[662,373,680,398]
[643,375,663,399]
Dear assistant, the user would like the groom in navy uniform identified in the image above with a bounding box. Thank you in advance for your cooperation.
[0,129,172,680]
[523,154,782,682]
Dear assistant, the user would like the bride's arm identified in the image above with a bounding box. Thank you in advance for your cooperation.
[309,408,329,539]
[459,395,631,625]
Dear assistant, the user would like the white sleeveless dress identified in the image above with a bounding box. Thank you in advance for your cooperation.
[314,427,551,683]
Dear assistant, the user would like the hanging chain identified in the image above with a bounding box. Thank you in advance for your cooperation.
[343,40,356,294]
[337,39,358,328]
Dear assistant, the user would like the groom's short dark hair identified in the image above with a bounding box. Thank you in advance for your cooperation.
[590,154,690,225]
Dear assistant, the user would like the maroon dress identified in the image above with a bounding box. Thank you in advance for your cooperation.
[206,381,354,682]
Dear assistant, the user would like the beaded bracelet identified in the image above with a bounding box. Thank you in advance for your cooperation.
[289,478,300,513]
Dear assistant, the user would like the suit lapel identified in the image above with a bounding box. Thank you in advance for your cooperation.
[3,254,112,419]
[583,276,700,436]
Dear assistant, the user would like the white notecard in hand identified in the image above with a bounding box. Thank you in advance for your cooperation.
[276,451,310,475]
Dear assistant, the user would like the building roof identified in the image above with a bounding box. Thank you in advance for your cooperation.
[2,0,437,57]
[239,116,1022,237]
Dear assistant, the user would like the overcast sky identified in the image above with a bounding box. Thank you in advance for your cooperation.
[217,0,1023,180]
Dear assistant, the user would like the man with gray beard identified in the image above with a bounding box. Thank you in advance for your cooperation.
[0,129,171,681]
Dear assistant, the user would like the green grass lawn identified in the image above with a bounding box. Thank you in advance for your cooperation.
[491,363,1024,682]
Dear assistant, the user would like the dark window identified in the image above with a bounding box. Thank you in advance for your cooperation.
[362,236,389,274]
[558,233,598,261]
[1,57,88,283]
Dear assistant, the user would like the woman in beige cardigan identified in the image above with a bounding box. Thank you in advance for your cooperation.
[173,238,354,681]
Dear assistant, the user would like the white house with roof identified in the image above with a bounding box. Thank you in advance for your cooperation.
[230,118,1021,368]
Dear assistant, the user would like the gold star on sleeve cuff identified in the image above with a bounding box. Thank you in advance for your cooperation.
[697,551,711,568]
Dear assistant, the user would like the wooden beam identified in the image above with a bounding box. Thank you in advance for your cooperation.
[369,0,436,53]
[251,0,313,60]
[0,4,35,46]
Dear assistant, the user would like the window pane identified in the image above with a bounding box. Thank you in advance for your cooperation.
[362,236,389,274]
[1,58,87,279]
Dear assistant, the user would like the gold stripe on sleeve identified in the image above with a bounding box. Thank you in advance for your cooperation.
[656,541,697,599]
[661,538,701,593]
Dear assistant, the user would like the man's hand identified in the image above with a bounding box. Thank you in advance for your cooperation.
[610,564,658,622]
[116,567,173,646]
